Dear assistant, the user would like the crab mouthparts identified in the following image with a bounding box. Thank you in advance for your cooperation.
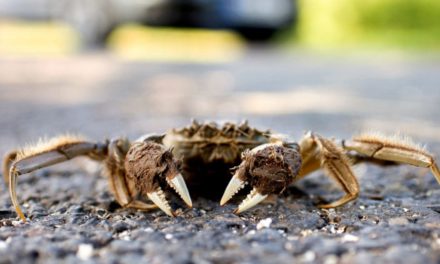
[220,174,268,214]
[147,174,192,216]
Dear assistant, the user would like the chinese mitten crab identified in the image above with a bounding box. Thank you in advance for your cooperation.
[3,121,440,221]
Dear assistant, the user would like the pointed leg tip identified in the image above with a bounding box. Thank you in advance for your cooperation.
[15,206,26,222]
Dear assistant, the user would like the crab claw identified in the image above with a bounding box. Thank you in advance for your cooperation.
[234,188,268,214]
[221,173,268,213]
[147,173,192,216]
[167,173,193,208]
[220,174,247,206]
[125,141,193,217]
[147,174,192,217]
[147,187,174,217]
[221,143,302,214]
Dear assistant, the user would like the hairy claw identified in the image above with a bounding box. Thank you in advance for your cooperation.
[222,142,302,214]
[125,141,193,216]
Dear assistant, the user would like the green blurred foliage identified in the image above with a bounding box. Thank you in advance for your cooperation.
[295,0,440,50]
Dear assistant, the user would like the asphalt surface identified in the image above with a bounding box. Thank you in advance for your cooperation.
[1,49,440,263]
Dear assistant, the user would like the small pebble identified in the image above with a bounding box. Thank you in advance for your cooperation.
[118,231,131,241]
[301,251,316,262]
[144,227,154,233]
[0,240,7,251]
[389,217,409,226]
[247,230,256,235]
[324,255,338,264]
[113,221,131,233]
[12,221,23,226]
[341,234,359,243]
[77,244,93,261]
[329,225,336,234]
[284,242,294,251]
[256,218,272,230]
[300,230,313,237]
[287,236,298,241]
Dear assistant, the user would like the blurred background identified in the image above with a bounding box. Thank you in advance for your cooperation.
[1,0,440,154]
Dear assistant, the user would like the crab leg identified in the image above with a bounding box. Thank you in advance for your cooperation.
[6,139,107,221]
[3,150,17,185]
[343,134,440,184]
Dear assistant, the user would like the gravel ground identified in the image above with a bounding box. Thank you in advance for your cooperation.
[1,50,440,263]
[0,160,439,264]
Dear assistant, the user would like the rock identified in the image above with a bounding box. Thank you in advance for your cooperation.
[256,218,273,230]
[108,240,143,254]
[76,244,94,261]
[112,221,131,233]
[388,217,409,226]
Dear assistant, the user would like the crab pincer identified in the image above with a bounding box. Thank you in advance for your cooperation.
[125,141,192,216]
[220,142,302,214]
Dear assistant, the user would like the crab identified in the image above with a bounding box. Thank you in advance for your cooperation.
[3,121,440,221]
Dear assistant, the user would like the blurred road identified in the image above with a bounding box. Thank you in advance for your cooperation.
[1,49,440,154]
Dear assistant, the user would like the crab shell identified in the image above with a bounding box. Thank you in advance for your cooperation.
[161,121,274,198]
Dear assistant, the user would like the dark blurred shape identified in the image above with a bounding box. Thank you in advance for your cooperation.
[145,0,296,41]
[0,0,297,46]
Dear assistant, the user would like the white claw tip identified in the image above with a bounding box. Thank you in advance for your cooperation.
[147,188,174,217]
[220,175,246,206]
[235,188,268,214]
[167,174,193,208]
